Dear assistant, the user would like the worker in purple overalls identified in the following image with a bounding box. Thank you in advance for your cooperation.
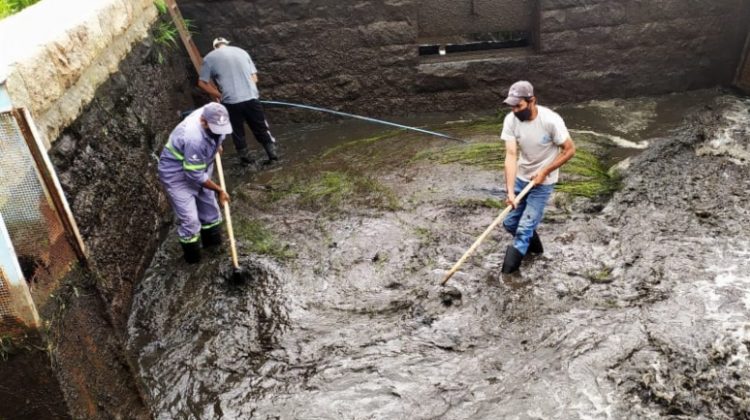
[158,103,232,263]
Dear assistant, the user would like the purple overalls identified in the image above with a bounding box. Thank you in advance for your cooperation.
[157,107,226,243]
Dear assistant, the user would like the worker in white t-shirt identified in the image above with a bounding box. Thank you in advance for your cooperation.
[500,81,576,274]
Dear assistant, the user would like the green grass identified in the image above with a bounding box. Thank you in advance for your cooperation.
[234,219,295,260]
[267,171,400,211]
[0,0,40,19]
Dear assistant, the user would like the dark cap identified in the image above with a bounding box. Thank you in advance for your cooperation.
[202,103,232,135]
[503,81,534,106]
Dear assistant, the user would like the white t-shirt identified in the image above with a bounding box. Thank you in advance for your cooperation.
[500,105,570,185]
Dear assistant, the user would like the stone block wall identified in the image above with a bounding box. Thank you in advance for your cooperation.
[180,0,750,118]
[0,0,158,147]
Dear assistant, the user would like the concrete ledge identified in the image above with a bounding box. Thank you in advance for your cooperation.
[0,0,157,148]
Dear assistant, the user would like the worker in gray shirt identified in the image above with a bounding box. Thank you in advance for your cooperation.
[500,81,576,274]
[198,37,278,166]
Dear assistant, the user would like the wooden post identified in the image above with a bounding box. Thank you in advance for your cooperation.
[163,0,203,73]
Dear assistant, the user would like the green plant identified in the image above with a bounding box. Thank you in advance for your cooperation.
[154,21,178,47]
[0,0,41,19]
[153,0,167,14]
[151,0,197,64]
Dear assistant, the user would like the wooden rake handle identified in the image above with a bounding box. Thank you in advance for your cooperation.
[214,153,239,269]
[440,181,536,286]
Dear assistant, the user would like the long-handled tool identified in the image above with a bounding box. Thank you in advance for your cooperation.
[441,181,536,286]
[214,152,241,280]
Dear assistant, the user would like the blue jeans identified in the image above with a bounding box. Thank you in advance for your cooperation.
[502,178,554,255]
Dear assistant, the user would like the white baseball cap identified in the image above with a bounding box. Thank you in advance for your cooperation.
[212,37,230,49]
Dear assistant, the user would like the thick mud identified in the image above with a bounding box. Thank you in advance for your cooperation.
[128,90,750,419]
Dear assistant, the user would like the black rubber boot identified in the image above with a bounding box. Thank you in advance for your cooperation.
[201,224,223,248]
[501,245,524,274]
[528,231,543,255]
[237,147,255,166]
[180,241,201,264]
[261,141,279,164]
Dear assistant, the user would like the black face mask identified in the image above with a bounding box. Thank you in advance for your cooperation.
[205,128,221,141]
[514,107,532,122]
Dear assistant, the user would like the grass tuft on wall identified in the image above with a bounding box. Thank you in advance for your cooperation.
[0,0,41,19]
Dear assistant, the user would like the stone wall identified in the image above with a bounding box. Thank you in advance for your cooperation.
[180,0,750,119]
[0,0,158,147]
[417,0,535,41]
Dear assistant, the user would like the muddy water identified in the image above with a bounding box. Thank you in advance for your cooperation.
[127,89,750,419]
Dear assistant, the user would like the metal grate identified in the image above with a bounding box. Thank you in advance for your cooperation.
[0,111,77,329]
[0,113,49,256]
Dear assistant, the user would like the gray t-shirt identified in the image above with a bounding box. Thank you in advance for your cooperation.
[500,105,570,185]
[200,46,259,104]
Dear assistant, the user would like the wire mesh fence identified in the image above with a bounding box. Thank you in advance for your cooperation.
[0,111,78,331]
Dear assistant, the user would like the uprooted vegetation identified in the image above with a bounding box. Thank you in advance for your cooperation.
[251,170,401,213]
[415,140,621,199]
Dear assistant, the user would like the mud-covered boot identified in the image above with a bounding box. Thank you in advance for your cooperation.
[501,245,523,274]
[261,141,279,165]
[528,230,543,255]
[237,147,255,166]
[180,241,201,264]
[201,224,223,248]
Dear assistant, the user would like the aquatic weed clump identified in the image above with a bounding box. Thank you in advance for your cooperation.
[234,218,296,260]
[320,131,402,158]
[557,149,621,198]
[414,142,505,170]
[266,171,400,212]
[416,141,620,200]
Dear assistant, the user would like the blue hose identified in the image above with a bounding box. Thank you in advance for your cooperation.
[261,100,466,143]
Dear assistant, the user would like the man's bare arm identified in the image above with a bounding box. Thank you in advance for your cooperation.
[504,140,519,206]
[197,80,222,102]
